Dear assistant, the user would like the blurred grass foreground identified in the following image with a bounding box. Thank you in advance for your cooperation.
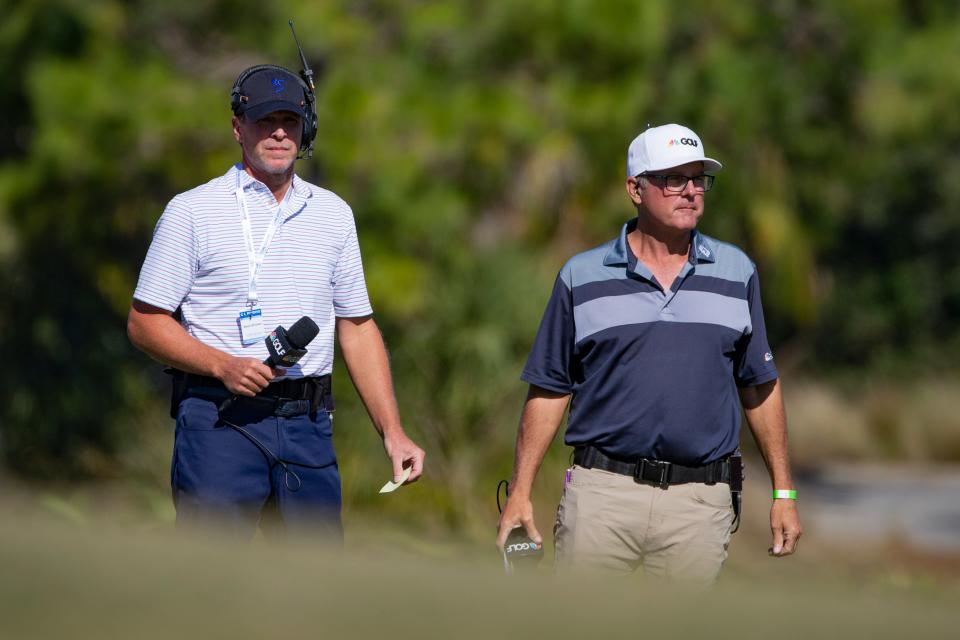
[1,506,958,640]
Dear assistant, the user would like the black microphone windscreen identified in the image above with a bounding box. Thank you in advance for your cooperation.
[286,316,319,349]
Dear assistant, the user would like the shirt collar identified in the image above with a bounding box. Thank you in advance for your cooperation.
[602,218,635,267]
[690,229,716,264]
[229,163,312,200]
[603,219,717,267]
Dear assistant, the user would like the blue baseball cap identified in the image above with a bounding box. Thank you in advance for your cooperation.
[232,66,306,121]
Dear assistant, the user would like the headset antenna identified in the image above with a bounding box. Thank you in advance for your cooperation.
[288,19,317,159]
[288,20,315,93]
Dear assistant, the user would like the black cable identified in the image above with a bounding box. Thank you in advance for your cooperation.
[731,492,742,534]
[496,479,509,514]
[218,415,337,493]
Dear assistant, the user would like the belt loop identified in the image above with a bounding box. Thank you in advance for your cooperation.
[581,446,590,468]
[705,461,718,485]
[658,461,672,489]
[579,446,597,469]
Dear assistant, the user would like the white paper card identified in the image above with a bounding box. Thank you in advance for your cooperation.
[379,466,412,494]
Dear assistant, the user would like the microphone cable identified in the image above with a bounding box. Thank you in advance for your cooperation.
[496,479,510,513]
[217,414,337,493]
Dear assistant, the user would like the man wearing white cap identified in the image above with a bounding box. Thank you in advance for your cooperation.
[497,124,801,584]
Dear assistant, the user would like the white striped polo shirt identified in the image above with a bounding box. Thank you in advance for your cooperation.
[134,164,372,378]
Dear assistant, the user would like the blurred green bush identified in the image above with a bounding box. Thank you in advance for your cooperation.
[1,1,959,513]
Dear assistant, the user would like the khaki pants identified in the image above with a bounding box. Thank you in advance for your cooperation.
[554,465,734,585]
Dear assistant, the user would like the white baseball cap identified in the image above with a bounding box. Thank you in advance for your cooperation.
[627,124,722,177]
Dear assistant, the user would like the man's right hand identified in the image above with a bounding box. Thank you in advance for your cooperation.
[127,303,283,394]
[496,495,542,549]
[216,357,280,396]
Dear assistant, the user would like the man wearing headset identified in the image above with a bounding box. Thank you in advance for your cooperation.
[497,124,801,584]
[128,65,424,539]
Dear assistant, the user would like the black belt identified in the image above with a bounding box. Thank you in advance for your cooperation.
[169,370,333,417]
[573,445,738,490]
[179,372,331,400]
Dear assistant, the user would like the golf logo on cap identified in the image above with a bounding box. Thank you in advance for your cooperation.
[626,124,722,177]
[271,77,285,94]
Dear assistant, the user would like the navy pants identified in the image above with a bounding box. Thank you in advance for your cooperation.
[171,389,342,542]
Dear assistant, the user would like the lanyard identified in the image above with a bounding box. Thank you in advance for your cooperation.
[235,178,287,307]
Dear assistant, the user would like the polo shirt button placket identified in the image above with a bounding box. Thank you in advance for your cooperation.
[661,286,678,315]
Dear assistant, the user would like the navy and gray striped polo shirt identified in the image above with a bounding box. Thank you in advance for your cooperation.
[522,219,778,465]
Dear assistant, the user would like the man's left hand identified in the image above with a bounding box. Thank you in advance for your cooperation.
[383,429,425,485]
[769,499,802,557]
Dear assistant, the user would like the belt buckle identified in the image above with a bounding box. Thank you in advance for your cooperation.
[634,458,672,489]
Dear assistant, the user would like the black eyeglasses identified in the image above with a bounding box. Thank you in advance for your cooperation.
[641,173,715,193]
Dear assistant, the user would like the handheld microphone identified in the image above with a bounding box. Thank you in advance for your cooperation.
[263,316,320,368]
[502,528,544,574]
[219,316,319,414]
[496,480,544,574]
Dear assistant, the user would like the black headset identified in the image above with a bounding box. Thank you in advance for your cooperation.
[230,63,318,159]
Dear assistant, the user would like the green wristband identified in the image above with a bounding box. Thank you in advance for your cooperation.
[773,489,797,500]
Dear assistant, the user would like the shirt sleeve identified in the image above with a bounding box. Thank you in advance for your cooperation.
[133,196,197,312]
[735,268,779,387]
[331,211,373,318]
[521,272,576,394]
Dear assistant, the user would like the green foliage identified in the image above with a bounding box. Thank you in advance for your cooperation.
[1,1,960,508]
